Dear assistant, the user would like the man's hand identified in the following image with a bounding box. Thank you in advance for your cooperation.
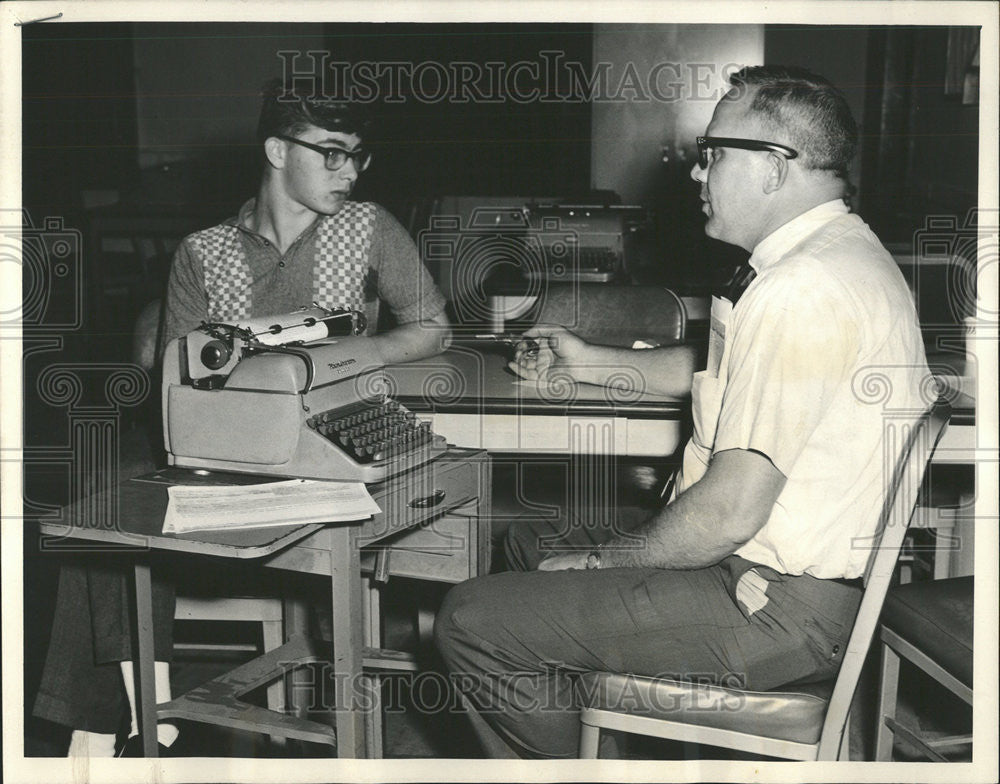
[537,552,589,571]
[507,323,589,382]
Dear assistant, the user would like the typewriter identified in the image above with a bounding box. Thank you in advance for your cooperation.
[162,306,447,483]
[521,203,644,283]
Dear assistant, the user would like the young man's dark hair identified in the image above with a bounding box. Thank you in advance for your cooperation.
[255,77,372,146]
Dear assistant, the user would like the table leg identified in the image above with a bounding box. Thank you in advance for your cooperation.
[282,595,310,722]
[361,575,384,758]
[133,559,159,758]
[329,526,366,758]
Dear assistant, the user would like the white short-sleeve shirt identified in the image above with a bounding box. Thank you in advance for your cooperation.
[675,200,932,579]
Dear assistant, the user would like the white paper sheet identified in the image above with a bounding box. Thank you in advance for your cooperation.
[162,479,381,534]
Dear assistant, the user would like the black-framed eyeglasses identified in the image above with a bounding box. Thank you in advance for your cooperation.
[696,136,799,169]
[276,134,373,172]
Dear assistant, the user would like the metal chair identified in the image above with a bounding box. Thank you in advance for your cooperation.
[579,401,951,761]
[536,283,686,347]
[875,575,973,760]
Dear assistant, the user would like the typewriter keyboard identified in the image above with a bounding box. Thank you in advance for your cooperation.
[306,398,436,464]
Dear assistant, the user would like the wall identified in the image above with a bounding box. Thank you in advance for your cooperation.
[764,25,870,201]
[590,24,765,205]
[588,24,764,288]
[132,22,328,169]
[128,23,594,215]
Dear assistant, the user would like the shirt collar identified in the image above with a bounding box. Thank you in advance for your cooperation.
[224,198,258,231]
[226,197,327,244]
[748,200,850,272]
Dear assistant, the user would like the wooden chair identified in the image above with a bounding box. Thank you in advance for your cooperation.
[875,575,973,760]
[536,283,687,347]
[578,401,951,761]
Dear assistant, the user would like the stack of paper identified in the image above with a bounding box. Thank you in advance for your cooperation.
[162,479,381,534]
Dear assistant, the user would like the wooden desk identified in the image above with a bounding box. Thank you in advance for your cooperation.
[388,346,688,457]
[37,449,491,758]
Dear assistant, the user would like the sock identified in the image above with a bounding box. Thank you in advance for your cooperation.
[120,661,180,747]
[67,729,117,757]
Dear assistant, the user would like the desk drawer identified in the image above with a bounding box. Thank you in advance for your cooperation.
[361,513,480,583]
[361,458,481,546]
[262,454,488,580]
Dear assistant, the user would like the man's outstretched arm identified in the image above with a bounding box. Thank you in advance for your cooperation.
[509,323,698,399]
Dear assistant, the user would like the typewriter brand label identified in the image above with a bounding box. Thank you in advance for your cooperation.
[327,358,357,374]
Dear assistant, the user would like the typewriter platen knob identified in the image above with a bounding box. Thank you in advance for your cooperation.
[200,339,232,370]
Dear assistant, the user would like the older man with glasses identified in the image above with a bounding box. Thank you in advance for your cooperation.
[34,79,450,757]
[434,65,932,759]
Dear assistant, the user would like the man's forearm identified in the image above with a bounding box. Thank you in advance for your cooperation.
[600,489,747,570]
[569,344,698,398]
[370,318,452,364]
[599,448,784,570]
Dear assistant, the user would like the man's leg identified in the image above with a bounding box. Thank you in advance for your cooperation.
[434,556,861,759]
[32,558,178,754]
[88,555,178,748]
[504,505,650,572]
[33,562,128,755]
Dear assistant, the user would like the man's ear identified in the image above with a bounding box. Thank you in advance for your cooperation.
[263,137,286,170]
[762,152,789,194]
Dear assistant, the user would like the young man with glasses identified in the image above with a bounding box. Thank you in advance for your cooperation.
[160,78,450,360]
[434,65,931,758]
[34,80,450,757]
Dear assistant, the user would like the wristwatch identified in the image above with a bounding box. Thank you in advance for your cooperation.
[585,548,602,570]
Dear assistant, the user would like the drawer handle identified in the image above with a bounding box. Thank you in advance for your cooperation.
[409,489,446,509]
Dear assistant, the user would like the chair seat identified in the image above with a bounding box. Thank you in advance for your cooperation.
[579,671,833,746]
[881,576,973,687]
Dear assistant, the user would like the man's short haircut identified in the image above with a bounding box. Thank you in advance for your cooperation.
[256,77,372,145]
[728,65,858,181]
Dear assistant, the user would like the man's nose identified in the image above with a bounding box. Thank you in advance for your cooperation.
[339,158,360,182]
[691,161,707,183]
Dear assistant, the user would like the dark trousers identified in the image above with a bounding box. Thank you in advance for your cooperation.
[32,559,176,734]
[434,511,862,759]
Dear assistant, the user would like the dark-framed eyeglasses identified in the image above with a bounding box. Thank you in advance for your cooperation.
[276,134,373,172]
[696,136,799,169]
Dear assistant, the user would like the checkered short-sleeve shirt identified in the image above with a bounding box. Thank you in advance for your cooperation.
[189,201,377,321]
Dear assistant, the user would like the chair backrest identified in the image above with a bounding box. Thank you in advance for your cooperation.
[132,298,163,371]
[536,284,686,347]
[816,400,951,757]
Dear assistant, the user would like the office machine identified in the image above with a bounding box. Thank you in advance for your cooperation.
[521,203,646,283]
[162,306,446,483]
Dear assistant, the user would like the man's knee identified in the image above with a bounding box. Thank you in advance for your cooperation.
[434,577,490,662]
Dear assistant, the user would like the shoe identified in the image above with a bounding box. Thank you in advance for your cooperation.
[115,733,176,757]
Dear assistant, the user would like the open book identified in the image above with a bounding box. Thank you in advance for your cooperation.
[162,479,381,534]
